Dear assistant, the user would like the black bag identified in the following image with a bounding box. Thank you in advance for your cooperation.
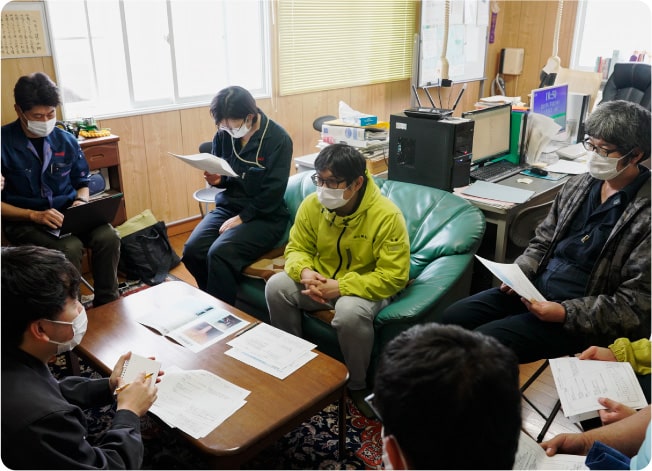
[118,221,181,285]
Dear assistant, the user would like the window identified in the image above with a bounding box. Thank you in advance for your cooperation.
[45,0,270,119]
[277,0,416,96]
[570,0,651,71]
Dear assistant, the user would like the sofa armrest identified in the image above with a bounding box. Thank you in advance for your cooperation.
[375,253,474,326]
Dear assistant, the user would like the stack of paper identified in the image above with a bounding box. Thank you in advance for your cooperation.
[549,357,648,422]
[226,323,317,379]
[150,366,250,439]
[514,431,587,470]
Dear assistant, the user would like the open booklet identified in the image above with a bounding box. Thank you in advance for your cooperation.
[138,295,249,353]
[475,255,546,302]
[549,357,648,422]
[168,152,238,177]
[514,430,587,470]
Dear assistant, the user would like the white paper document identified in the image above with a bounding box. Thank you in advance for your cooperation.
[544,159,588,175]
[150,366,250,439]
[226,323,317,379]
[168,152,238,177]
[513,431,587,470]
[549,357,648,422]
[138,295,249,353]
[120,353,161,383]
[475,255,546,302]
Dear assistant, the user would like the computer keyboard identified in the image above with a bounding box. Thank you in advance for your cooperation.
[470,160,525,182]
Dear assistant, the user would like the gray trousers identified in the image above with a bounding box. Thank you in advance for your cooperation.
[265,271,388,390]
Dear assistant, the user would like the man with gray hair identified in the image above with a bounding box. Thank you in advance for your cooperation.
[441,100,651,362]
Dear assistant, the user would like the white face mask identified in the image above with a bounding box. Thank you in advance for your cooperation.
[26,117,57,137]
[316,185,351,210]
[587,150,631,181]
[224,120,251,139]
[44,308,88,354]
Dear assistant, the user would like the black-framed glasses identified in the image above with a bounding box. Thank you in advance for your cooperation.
[364,393,383,422]
[582,137,628,158]
[310,173,347,189]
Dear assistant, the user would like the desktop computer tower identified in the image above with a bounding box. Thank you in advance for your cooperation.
[388,113,474,191]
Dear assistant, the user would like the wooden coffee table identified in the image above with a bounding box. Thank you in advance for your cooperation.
[76,281,349,468]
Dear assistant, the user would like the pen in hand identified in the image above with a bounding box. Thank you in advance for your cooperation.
[114,372,154,395]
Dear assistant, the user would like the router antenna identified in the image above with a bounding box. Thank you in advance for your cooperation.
[423,87,437,108]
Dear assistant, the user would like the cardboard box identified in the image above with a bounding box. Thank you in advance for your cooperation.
[321,124,367,141]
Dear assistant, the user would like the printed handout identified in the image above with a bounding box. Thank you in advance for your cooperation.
[138,295,248,353]
[514,431,587,470]
[150,365,250,439]
[475,255,546,302]
[168,152,238,177]
[549,357,648,422]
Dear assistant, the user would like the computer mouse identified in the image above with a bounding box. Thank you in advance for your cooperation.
[529,167,548,177]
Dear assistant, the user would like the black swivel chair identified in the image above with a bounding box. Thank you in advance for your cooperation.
[312,115,336,132]
[600,62,651,111]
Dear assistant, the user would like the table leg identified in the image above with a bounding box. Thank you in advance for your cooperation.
[338,392,347,457]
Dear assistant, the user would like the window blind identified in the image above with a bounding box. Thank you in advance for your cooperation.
[277,0,416,96]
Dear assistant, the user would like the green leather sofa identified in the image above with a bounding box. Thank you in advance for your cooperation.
[235,170,486,383]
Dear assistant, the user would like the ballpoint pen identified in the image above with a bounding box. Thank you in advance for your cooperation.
[234,321,260,337]
[114,372,154,395]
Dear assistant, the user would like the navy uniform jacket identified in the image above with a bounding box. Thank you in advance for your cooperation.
[1,119,90,212]
[1,348,143,469]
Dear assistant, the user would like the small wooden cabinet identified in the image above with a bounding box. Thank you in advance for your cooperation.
[79,134,126,226]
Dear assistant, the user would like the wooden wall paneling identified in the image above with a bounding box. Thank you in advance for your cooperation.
[299,89,340,158]
[140,111,188,222]
[387,79,411,116]
[1,57,56,124]
[273,93,304,158]
[101,115,150,219]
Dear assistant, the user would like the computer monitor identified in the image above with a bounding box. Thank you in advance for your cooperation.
[461,103,512,166]
[530,83,569,131]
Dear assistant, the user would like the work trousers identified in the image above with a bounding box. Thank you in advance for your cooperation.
[265,271,388,390]
[3,222,120,306]
[182,206,287,305]
[439,287,596,363]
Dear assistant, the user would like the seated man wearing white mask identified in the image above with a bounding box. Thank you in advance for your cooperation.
[441,100,651,363]
[1,72,120,307]
[1,246,158,469]
[265,143,410,418]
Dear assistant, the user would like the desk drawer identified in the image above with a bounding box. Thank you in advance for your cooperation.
[84,143,119,169]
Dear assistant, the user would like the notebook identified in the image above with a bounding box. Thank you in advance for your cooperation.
[45,192,123,239]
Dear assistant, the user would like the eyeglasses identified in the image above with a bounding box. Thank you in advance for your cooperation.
[364,393,383,422]
[310,173,347,189]
[582,137,629,158]
[218,120,246,133]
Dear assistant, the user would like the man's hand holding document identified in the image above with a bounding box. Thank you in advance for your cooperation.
[168,152,238,177]
[475,255,546,302]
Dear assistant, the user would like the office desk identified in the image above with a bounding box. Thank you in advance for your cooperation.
[460,174,570,263]
[77,281,349,468]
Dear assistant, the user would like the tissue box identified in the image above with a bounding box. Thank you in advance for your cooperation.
[349,115,378,126]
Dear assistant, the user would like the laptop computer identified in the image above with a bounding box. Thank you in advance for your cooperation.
[45,193,123,238]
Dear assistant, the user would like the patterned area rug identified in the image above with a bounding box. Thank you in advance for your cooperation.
[66,278,384,469]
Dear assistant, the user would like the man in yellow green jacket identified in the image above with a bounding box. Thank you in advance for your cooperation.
[265,143,410,417]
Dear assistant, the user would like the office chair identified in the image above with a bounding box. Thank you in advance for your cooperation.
[600,62,651,111]
[312,115,336,132]
[193,141,224,217]
[508,201,553,249]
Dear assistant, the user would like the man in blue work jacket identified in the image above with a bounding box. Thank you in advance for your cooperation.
[1,72,119,306]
